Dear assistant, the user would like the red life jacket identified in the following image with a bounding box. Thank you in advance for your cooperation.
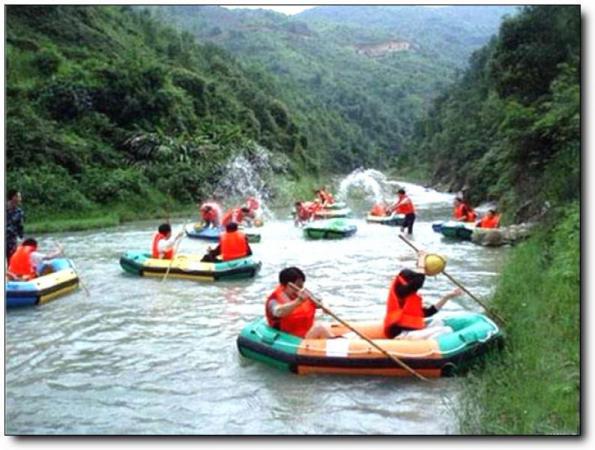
[296,203,312,221]
[220,230,249,261]
[370,204,387,216]
[478,214,501,229]
[454,203,476,222]
[309,201,323,214]
[152,232,174,260]
[265,285,316,338]
[395,195,415,215]
[8,244,37,279]
[200,202,221,223]
[453,204,466,220]
[383,275,425,337]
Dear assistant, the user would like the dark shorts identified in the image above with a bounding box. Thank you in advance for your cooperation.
[402,213,416,233]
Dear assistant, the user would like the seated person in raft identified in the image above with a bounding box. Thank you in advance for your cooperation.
[383,252,463,340]
[265,266,335,339]
[476,209,501,229]
[152,223,184,260]
[7,238,64,281]
[201,222,252,262]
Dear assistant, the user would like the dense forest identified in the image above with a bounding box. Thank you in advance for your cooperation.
[6,6,309,221]
[401,6,580,222]
[5,5,579,226]
[159,5,515,171]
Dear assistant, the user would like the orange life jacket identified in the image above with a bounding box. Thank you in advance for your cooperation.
[265,285,316,338]
[8,244,37,279]
[220,230,249,261]
[478,214,501,228]
[152,232,174,260]
[370,204,387,216]
[395,195,415,215]
[383,275,425,337]
[454,203,476,222]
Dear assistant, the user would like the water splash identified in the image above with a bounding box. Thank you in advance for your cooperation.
[212,145,274,218]
[337,168,396,206]
[336,168,456,214]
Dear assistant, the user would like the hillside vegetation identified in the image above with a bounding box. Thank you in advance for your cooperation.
[6,6,308,221]
[158,5,515,171]
[402,6,580,222]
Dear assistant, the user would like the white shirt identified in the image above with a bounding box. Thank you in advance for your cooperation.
[157,236,178,256]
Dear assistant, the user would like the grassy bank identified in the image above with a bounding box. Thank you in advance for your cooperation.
[458,203,580,434]
[25,174,329,234]
[26,204,197,234]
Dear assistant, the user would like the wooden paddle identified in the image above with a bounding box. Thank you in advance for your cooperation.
[288,282,429,381]
[161,228,187,283]
[58,242,91,298]
[398,234,506,326]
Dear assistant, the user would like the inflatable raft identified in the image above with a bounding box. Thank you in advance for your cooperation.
[313,206,352,219]
[303,219,357,240]
[433,220,475,241]
[6,258,80,308]
[120,251,261,281]
[237,313,502,377]
[184,223,261,243]
[322,201,347,210]
[366,214,405,226]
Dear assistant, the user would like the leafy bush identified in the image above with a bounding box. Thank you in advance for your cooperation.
[33,47,63,76]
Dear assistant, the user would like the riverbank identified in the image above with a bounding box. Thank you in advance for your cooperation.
[27,205,198,234]
[458,202,580,434]
[25,173,334,234]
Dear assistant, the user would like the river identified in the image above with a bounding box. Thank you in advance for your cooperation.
[5,179,509,435]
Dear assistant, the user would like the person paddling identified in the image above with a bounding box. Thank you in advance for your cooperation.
[383,252,462,339]
[152,223,183,260]
[7,238,64,281]
[265,267,334,339]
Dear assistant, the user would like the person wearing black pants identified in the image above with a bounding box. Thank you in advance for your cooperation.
[391,188,416,235]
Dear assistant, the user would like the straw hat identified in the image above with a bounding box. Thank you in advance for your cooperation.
[424,253,447,276]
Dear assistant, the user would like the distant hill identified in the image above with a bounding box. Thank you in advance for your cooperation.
[158,5,517,171]
[298,5,518,67]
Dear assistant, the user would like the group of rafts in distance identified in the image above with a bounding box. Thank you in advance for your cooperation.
[6,187,506,379]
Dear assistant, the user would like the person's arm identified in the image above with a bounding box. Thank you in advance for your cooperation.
[433,288,463,311]
[160,231,184,252]
[270,291,308,317]
[41,243,64,260]
[210,244,221,257]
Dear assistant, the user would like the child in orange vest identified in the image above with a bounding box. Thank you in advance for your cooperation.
[8,238,64,280]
